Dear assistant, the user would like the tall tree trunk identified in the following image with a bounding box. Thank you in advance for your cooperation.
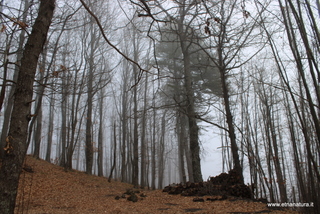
[85,17,96,175]
[59,45,70,168]
[177,113,187,183]
[108,121,117,182]
[132,34,139,187]
[158,111,167,189]
[85,73,93,175]
[217,21,243,183]
[280,0,320,181]
[151,94,157,189]
[32,50,47,159]
[121,80,128,182]
[0,1,55,213]
[33,104,43,159]
[0,0,29,159]
[59,70,68,167]
[97,89,104,176]
[220,72,243,181]
[132,71,139,187]
[65,67,85,170]
[45,92,55,162]
[178,10,203,182]
[140,74,148,188]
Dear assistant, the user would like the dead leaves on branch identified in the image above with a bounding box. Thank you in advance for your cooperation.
[203,7,250,36]
[52,65,68,77]
[0,24,6,32]
[0,17,28,34]
[10,17,29,29]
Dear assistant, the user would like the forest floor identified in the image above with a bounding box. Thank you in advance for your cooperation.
[15,156,300,214]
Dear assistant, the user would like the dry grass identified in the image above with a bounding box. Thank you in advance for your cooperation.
[15,156,300,214]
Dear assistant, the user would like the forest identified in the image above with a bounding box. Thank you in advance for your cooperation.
[0,0,319,213]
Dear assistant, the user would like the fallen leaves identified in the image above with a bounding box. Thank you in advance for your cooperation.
[15,156,299,214]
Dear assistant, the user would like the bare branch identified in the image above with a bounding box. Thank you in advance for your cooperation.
[79,0,149,88]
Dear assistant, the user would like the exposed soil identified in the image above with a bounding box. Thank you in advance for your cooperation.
[15,156,299,214]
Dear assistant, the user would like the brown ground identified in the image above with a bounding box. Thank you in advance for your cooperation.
[15,156,299,214]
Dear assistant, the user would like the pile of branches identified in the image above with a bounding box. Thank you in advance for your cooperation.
[163,169,252,199]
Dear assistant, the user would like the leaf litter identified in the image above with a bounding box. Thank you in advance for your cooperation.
[15,156,299,214]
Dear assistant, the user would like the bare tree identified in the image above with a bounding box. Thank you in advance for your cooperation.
[254,0,320,209]
[0,1,55,212]
[0,0,30,159]
[199,0,267,183]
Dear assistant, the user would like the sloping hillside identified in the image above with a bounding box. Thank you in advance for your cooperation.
[15,156,298,214]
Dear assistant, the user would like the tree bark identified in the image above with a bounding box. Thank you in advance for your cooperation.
[158,111,167,189]
[216,16,243,183]
[32,51,46,159]
[0,0,29,160]
[120,62,129,182]
[45,92,55,162]
[132,31,139,187]
[59,69,68,167]
[132,71,139,187]
[97,89,104,176]
[140,74,148,188]
[33,103,43,159]
[151,94,157,189]
[0,1,55,213]
[85,16,96,175]
[177,114,187,183]
[219,68,243,183]
[178,5,203,183]
[108,121,117,182]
